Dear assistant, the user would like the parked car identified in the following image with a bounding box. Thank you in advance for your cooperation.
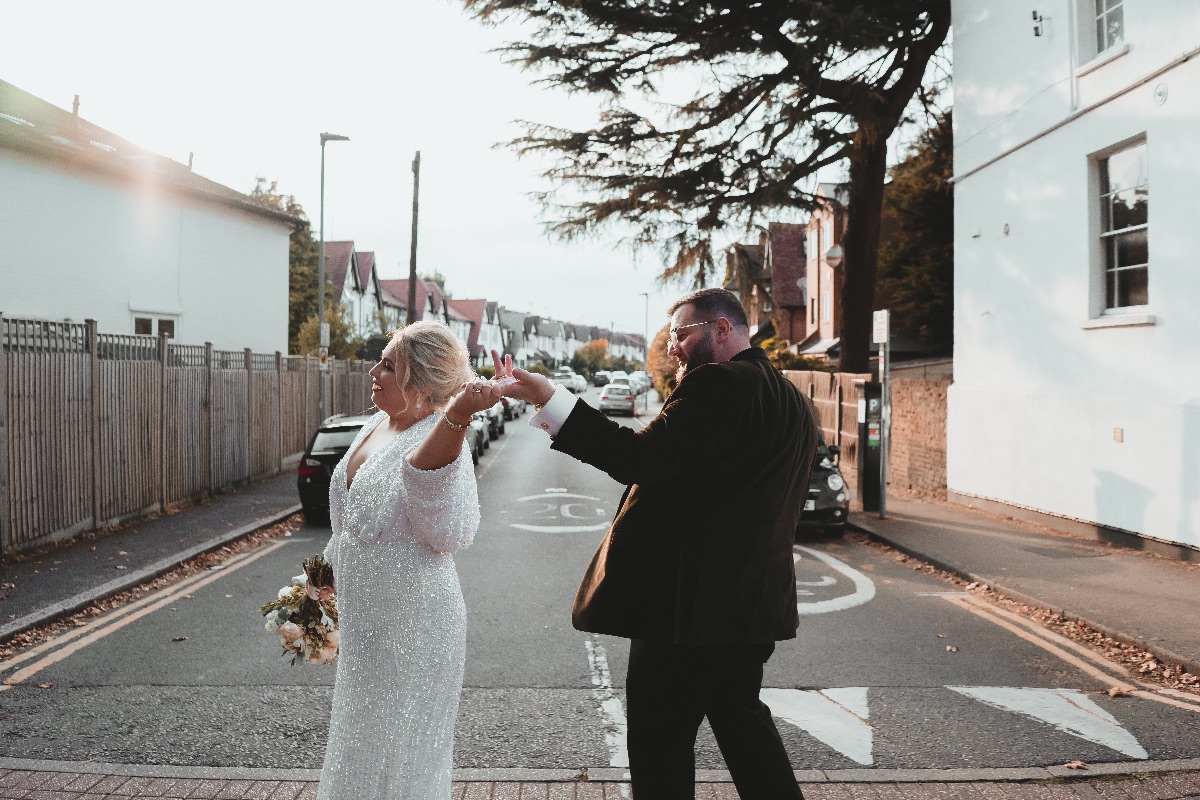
[484,401,506,439]
[553,369,587,393]
[296,413,373,522]
[467,412,488,464]
[501,396,526,420]
[628,371,650,394]
[598,383,638,416]
[796,439,849,537]
[591,370,611,387]
[472,411,491,451]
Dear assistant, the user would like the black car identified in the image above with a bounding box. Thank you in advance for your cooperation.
[468,411,489,464]
[297,413,374,523]
[796,439,850,537]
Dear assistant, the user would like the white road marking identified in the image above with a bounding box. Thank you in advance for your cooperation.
[793,546,876,615]
[584,635,630,768]
[510,492,610,532]
[949,686,1149,759]
[762,687,874,765]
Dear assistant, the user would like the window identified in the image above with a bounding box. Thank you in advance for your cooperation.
[821,290,831,323]
[1094,0,1124,54]
[133,314,177,337]
[1098,141,1148,310]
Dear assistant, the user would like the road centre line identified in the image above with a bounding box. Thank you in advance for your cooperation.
[942,594,1200,714]
[583,635,630,770]
[1,539,290,687]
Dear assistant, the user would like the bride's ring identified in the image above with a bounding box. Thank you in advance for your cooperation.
[471,387,482,393]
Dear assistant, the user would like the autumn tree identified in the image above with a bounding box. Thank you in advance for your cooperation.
[573,338,611,375]
[463,0,950,372]
[296,303,363,361]
[645,323,679,398]
[876,109,953,348]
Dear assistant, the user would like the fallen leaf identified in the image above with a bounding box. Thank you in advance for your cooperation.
[37,682,52,689]
[946,645,959,652]
[171,636,187,643]
[1063,760,1087,770]
[1107,687,1130,698]
[937,633,947,639]
[114,565,126,570]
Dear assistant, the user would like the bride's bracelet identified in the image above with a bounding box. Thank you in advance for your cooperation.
[441,411,469,433]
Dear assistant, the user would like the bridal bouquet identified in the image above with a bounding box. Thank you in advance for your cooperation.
[261,554,339,665]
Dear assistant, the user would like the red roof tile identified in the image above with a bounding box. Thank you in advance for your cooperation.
[322,241,354,302]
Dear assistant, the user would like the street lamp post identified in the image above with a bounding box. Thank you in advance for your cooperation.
[317,132,350,423]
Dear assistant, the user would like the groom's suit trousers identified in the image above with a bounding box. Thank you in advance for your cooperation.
[626,638,805,800]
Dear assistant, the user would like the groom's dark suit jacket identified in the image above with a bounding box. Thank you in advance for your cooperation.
[551,347,818,646]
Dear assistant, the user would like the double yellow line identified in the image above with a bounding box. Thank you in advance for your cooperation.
[943,592,1200,714]
[0,538,291,690]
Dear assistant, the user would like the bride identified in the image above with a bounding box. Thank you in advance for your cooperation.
[317,321,502,800]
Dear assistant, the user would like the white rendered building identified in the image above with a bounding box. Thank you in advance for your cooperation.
[949,1,1200,549]
[0,80,298,353]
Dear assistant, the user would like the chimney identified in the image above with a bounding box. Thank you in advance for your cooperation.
[187,152,194,171]
[72,95,80,116]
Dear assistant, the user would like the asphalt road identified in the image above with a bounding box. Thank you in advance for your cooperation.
[2,386,1199,771]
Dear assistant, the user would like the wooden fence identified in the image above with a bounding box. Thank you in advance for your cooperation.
[782,369,872,492]
[0,315,373,553]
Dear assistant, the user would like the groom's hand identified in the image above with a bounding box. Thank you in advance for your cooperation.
[490,350,556,407]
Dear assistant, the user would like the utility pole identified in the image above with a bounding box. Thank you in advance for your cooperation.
[407,151,421,325]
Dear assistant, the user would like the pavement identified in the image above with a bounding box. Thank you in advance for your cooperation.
[2,428,1200,798]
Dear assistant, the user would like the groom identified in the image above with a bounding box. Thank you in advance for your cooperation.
[494,288,818,799]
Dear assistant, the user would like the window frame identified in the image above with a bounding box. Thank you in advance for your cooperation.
[1088,135,1149,319]
[1093,0,1125,55]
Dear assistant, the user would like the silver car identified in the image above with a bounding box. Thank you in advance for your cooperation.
[598,383,638,416]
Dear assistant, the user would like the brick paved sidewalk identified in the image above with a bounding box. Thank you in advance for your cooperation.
[4,770,1200,800]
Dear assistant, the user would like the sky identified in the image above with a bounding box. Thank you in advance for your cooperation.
[2,0,690,339]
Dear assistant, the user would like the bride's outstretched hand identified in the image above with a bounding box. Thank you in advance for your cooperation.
[490,350,556,407]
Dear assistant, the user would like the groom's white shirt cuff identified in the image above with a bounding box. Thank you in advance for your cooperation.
[528,385,576,437]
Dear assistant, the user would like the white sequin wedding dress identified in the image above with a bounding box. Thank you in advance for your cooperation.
[318,412,480,800]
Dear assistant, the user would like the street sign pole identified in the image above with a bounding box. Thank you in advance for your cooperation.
[873,309,890,520]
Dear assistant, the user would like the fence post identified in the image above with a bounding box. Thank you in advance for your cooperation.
[88,320,101,529]
[205,342,214,495]
[0,313,8,552]
[159,332,169,512]
[276,351,283,472]
[244,348,253,481]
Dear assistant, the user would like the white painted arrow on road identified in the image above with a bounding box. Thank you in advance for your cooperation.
[949,686,1148,759]
[762,687,874,765]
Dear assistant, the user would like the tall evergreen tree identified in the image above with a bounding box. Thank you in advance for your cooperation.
[876,110,953,348]
[250,178,325,354]
[463,0,949,372]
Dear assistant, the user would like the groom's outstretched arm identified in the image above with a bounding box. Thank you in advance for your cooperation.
[490,349,577,438]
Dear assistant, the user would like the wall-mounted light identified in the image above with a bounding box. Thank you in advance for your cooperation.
[1033,10,1044,36]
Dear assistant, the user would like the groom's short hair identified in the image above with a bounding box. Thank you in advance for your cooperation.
[668,288,749,330]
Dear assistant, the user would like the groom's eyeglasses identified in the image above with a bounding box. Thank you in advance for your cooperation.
[668,319,717,347]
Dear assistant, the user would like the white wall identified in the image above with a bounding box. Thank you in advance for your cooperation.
[950,0,1200,547]
[1,150,291,353]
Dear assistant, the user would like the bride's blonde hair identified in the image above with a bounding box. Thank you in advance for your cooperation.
[390,321,476,410]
